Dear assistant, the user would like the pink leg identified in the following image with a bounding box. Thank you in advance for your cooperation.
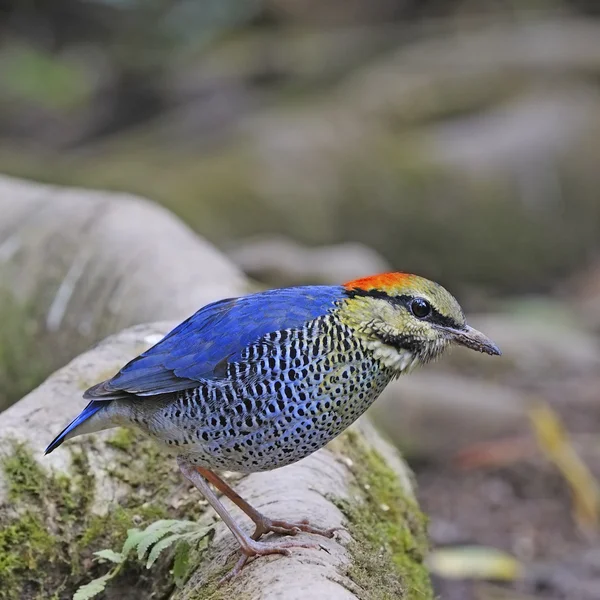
[196,465,340,541]
[178,459,323,582]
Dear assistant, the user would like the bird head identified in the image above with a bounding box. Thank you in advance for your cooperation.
[340,272,500,373]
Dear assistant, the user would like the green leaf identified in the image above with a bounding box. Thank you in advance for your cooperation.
[73,572,112,600]
[141,519,185,534]
[427,546,523,581]
[121,528,144,558]
[188,525,213,543]
[74,520,213,598]
[93,549,124,564]
[136,520,197,561]
[145,532,187,568]
[172,540,191,587]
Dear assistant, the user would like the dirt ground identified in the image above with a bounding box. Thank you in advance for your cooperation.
[415,373,600,600]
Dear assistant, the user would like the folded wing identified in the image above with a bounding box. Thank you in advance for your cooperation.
[84,286,343,400]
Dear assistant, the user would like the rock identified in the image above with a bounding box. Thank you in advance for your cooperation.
[0,176,433,599]
[264,0,405,25]
[437,306,600,382]
[368,374,529,461]
[11,20,600,294]
[0,323,432,600]
[228,235,391,286]
[569,259,600,332]
[0,174,247,410]
[429,86,599,175]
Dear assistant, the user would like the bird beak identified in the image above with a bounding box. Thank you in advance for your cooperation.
[445,325,502,356]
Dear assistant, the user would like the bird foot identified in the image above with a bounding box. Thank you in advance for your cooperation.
[251,515,341,541]
[219,537,320,583]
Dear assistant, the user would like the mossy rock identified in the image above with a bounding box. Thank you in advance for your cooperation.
[330,430,432,600]
[0,175,246,412]
[1,319,434,599]
[0,437,203,600]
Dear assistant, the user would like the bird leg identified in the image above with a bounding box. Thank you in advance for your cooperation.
[178,458,321,581]
[194,465,339,541]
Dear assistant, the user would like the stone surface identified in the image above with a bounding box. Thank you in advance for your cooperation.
[439,310,600,382]
[5,21,600,294]
[369,373,529,461]
[0,176,431,598]
[228,235,391,286]
[0,174,247,410]
[0,322,427,599]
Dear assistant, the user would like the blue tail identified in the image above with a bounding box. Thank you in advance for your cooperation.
[45,401,105,454]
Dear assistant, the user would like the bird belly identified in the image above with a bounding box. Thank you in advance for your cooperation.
[140,364,392,473]
[124,316,394,472]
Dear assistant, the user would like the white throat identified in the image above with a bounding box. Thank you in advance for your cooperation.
[366,340,419,373]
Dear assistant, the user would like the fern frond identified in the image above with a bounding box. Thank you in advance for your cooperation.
[93,549,124,564]
[146,532,188,568]
[73,572,113,600]
[136,520,199,561]
[72,519,213,600]
[172,540,192,587]
[121,528,144,557]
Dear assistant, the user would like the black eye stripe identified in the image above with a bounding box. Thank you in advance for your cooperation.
[345,288,461,330]
[428,308,460,329]
[393,294,458,328]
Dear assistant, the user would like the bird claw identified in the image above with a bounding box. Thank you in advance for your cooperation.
[251,515,341,541]
[219,537,319,583]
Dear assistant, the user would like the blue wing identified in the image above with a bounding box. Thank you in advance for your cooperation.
[84,286,344,399]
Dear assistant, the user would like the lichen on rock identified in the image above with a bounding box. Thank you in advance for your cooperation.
[0,430,215,600]
[330,430,433,600]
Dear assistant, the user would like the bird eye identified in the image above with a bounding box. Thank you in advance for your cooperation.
[410,298,431,319]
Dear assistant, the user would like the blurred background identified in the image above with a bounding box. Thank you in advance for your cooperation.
[1,1,600,598]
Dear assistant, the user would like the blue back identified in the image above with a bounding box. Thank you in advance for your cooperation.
[90,286,345,397]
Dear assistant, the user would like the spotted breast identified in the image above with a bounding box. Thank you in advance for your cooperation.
[123,313,393,471]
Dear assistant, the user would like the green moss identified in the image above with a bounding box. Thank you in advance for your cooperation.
[0,438,205,600]
[2,442,47,501]
[105,428,201,518]
[331,430,433,600]
[0,513,56,596]
[179,565,232,600]
[0,441,98,599]
[105,427,136,452]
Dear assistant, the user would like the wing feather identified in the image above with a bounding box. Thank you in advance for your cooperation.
[84,286,343,400]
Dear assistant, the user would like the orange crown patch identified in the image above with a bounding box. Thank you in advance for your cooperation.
[343,272,415,294]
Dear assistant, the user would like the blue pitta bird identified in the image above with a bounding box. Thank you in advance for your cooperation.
[46,272,500,580]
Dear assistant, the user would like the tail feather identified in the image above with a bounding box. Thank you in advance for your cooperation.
[83,380,129,401]
[45,401,106,455]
